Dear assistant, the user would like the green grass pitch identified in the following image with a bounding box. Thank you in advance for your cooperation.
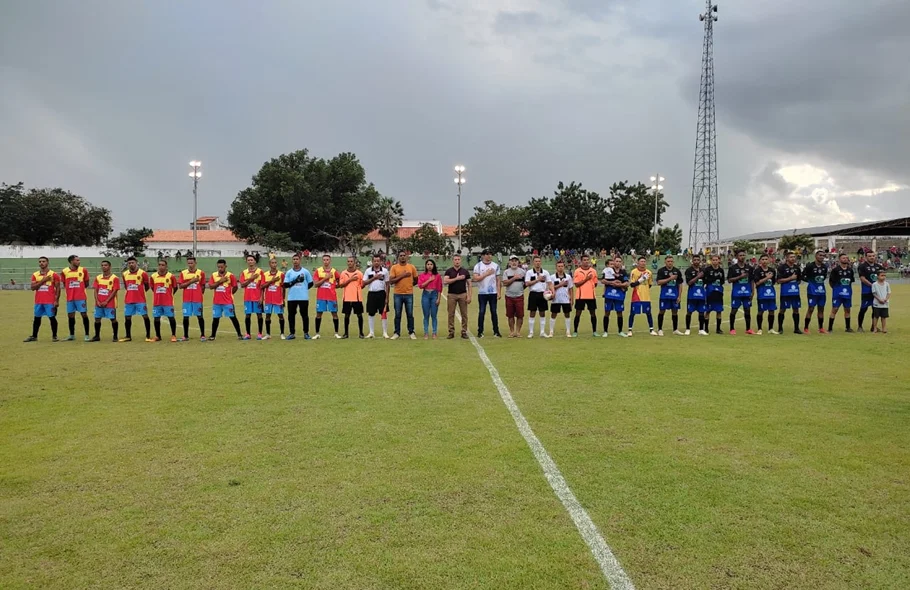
[1,287,908,589]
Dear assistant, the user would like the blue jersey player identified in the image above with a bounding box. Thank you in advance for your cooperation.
[704,254,727,335]
[776,251,803,335]
[655,256,683,336]
[802,250,829,334]
[827,253,855,333]
[727,250,753,335]
[856,250,883,332]
[684,255,708,335]
[752,254,778,335]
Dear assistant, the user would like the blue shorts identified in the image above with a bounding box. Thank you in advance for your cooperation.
[213,304,235,318]
[861,294,874,310]
[780,296,801,311]
[706,301,724,313]
[603,299,625,313]
[66,300,87,314]
[153,305,175,318]
[758,300,777,312]
[34,304,56,317]
[832,296,852,309]
[244,301,263,315]
[316,300,338,314]
[265,303,284,315]
[659,300,679,311]
[94,307,116,320]
[806,294,826,308]
[731,297,752,310]
[687,301,706,314]
[631,301,652,315]
[124,303,148,317]
[182,302,203,317]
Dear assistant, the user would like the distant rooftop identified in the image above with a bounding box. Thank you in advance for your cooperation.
[720,218,910,242]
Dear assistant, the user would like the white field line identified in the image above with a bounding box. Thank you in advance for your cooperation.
[445,293,635,589]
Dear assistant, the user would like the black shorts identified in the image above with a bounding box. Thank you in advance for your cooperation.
[872,307,889,318]
[574,298,596,312]
[528,291,548,313]
[366,291,386,315]
[343,301,364,315]
[706,292,724,306]
[550,303,571,315]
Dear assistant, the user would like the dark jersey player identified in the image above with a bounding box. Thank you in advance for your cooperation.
[828,253,855,333]
[856,251,883,332]
[684,255,708,336]
[752,255,778,335]
[802,250,829,333]
[704,255,726,335]
[727,250,754,334]
[776,251,803,335]
[655,256,684,336]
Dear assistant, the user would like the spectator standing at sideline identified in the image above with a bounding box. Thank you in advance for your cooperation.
[444,255,471,339]
[472,250,502,338]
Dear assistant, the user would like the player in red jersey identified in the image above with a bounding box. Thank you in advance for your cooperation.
[90,260,120,342]
[151,259,179,342]
[121,257,153,342]
[24,256,60,342]
[178,256,206,341]
[60,254,91,341]
[239,254,265,340]
[262,257,286,340]
[208,258,244,341]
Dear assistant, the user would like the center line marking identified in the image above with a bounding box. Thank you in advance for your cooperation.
[443,294,635,589]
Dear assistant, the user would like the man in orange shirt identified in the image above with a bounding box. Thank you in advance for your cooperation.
[339,256,365,339]
[572,254,599,337]
[388,251,419,339]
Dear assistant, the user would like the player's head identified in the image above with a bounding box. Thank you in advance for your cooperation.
[101,260,111,273]
[38,256,49,270]
[865,250,876,263]
[453,254,462,268]
[508,255,519,268]
[246,255,256,268]
[556,260,565,273]
[664,255,674,268]
[692,254,702,267]
[877,270,887,281]
[158,259,168,273]
[533,256,542,269]
[217,258,227,273]
[322,254,331,267]
[127,256,138,271]
[711,254,720,266]
[814,250,825,263]
[371,254,381,268]
[347,256,356,271]
[425,259,438,274]
[186,255,197,271]
[581,254,591,268]
[481,249,492,263]
[786,251,797,265]
[839,253,849,265]
[269,257,278,270]
[759,254,770,266]
[67,254,80,268]
[398,251,408,263]
[637,256,646,270]
[292,254,301,268]
[736,249,746,263]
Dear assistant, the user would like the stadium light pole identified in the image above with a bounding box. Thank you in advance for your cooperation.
[189,161,202,255]
[650,175,665,250]
[454,165,466,253]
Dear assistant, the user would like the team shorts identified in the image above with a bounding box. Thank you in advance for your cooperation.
[659,299,680,311]
[265,303,284,315]
[527,291,548,313]
[244,301,263,315]
[731,297,752,310]
[832,296,852,309]
[34,304,56,317]
[342,301,364,315]
[66,299,87,314]
[872,308,889,319]
[687,300,706,314]
[505,296,524,319]
[212,304,235,318]
[706,293,724,313]
[604,299,625,313]
[94,307,116,320]
[861,293,874,309]
[806,293,826,308]
[758,299,778,312]
[574,299,596,312]
[316,300,338,314]
[366,291,387,315]
[153,305,175,318]
[124,303,148,316]
[182,302,203,317]
[780,296,801,311]
[550,302,572,315]
[631,301,652,315]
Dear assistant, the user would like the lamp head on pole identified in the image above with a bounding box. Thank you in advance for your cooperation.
[454,165,465,174]
[454,177,466,185]
[651,184,663,191]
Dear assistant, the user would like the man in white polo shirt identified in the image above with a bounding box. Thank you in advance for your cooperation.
[362,254,391,338]
[525,255,552,338]
[472,249,502,338]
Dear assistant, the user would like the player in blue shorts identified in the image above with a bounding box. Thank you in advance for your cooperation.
[802,250,829,334]
[704,254,726,335]
[727,249,754,335]
[655,255,683,336]
[856,250,883,332]
[776,251,803,335]
[752,254,778,334]
[684,255,707,335]
[827,253,855,333]
[600,258,629,337]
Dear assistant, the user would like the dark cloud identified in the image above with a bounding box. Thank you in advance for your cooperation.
[755,161,795,196]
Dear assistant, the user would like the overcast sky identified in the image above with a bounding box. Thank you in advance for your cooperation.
[1,0,907,240]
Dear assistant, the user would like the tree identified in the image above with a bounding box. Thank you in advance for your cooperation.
[525,181,612,252]
[605,181,668,253]
[227,149,388,253]
[347,234,372,257]
[375,196,404,254]
[778,233,815,255]
[103,227,154,258]
[0,183,112,246]
[732,239,761,255]
[654,224,683,254]
[404,223,449,255]
[246,224,299,253]
[461,201,527,254]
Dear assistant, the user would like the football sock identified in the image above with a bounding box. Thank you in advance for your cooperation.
[257,315,264,334]
[715,316,721,332]
[211,318,220,338]
[245,316,252,335]
[590,313,597,333]
[143,316,151,339]
[845,317,851,330]
[368,315,375,333]
[230,316,243,336]
[344,314,350,336]
[529,317,536,333]
[793,314,800,332]
[603,316,610,333]
[197,317,206,337]
[564,318,571,333]
[685,313,692,330]
[744,312,752,331]
[672,314,679,331]
[804,315,811,330]
[168,317,177,336]
[729,310,736,331]
[82,315,90,336]
[647,313,654,329]
[357,314,363,336]
[68,317,76,336]
[817,313,824,330]
[573,315,581,332]
[616,314,624,333]
[125,318,132,338]
[858,307,867,329]
[154,318,161,339]
[183,317,190,339]
[658,313,665,331]
[94,320,101,338]
[112,321,119,340]
[49,317,58,338]
[777,313,785,332]
[315,317,322,334]
[828,317,835,332]
[333,318,339,333]
[32,317,41,338]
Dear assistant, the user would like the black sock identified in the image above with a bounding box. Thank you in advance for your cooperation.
[154,318,162,339]
[32,317,41,338]
[344,314,350,336]
[729,310,736,331]
[257,315,263,335]
[804,314,811,330]
[846,317,851,330]
[793,314,800,332]
[49,317,58,338]
[590,313,597,333]
[303,313,309,334]
[315,317,322,334]
[357,314,363,336]
[828,317,834,332]
[125,318,132,338]
[183,317,190,339]
[245,316,251,335]
[685,313,692,330]
[657,313,665,331]
[758,314,764,330]
[266,317,272,336]
[278,315,285,334]
[672,314,679,331]
[333,317,339,334]
[169,317,177,336]
[573,315,581,332]
[143,316,151,338]
[603,316,609,332]
[700,314,706,331]
[211,318,220,338]
[777,313,784,332]
[858,307,866,328]
[82,315,90,336]
[68,317,76,336]
[198,317,206,338]
[817,312,824,330]
[230,316,242,336]
[716,317,721,332]
[112,321,119,340]
[745,312,752,331]
[616,314,624,332]
[94,321,101,338]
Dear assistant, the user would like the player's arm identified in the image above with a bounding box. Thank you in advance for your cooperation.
[93,279,102,306]
[471,266,483,282]
[30,274,44,291]
[686,271,700,287]
[388,268,407,284]
[171,276,179,294]
[82,268,89,288]
[656,271,672,286]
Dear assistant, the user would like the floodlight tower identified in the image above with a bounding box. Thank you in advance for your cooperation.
[688,0,719,253]
[188,161,202,255]
[454,165,466,253]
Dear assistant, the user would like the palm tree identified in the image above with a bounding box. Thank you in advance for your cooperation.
[655,224,684,254]
[375,197,404,255]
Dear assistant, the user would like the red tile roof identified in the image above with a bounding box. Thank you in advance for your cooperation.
[145,230,243,243]
[195,216,218,224]
[366,225,457,240]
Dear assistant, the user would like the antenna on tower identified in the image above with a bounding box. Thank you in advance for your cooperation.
[688,0,720,253]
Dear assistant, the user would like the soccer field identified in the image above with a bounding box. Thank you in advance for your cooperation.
[1,288,908,589]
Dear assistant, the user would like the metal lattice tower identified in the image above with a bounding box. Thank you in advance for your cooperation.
[688,0,719,253]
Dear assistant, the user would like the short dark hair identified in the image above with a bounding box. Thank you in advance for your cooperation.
[638,256,646,262]
[101,260,111,266]
[186,256,196,262]
[126,256,137,263]
[38,256,48,262]
[158,259,168,265]
[246,254,256,260]
[582,254,591,259]
[67,254,77,263]
[735,249,745,255]
[217,258,227,265]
